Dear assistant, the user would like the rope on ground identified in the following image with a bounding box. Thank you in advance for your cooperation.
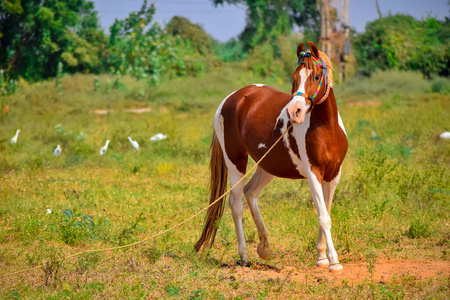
[1,123,294,279]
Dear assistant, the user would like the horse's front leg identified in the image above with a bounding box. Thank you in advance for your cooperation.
[316,171,341,269]
[306,170,343,273]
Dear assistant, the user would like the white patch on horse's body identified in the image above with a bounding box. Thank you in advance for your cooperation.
[273,67,314,177]
[253,84,265,87]
[216,90,237,134]
[337,112,346,136]
[258,143,266,149]
[214,89,245,189]
[274,109,308,178]
[214,90,249,261]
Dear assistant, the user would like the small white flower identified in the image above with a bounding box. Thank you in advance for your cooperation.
[46,209,52,214]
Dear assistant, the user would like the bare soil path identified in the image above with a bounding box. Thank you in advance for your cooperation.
[227,259,449,285]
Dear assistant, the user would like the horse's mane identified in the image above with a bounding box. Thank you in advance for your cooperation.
[318,50,333,87]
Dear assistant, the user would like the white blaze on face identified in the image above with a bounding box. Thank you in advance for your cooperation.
[292,68,312,108]
[286,68,312,124]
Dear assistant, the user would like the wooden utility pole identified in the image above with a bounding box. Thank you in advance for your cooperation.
[317,0,351,80]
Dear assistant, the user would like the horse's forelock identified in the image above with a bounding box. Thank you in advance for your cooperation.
[298,56,320,80]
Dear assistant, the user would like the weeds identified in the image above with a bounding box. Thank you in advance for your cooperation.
[142,247,162,264]
[76,252,101,275]
[41,246,64,285]
[366,248,377,299]
[59,209,94,246]
[405,218,432,239]
[117,212,145,245]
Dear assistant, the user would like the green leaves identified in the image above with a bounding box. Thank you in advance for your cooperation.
[212,0,319,50]
[353,14,449,77]
[0,0,105,81]
[107,2,190,85]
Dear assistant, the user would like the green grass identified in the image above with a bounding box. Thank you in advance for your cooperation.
[0,68,449,298]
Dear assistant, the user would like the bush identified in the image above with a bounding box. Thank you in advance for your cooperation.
[405,219,432,239]
[353,14,450,78]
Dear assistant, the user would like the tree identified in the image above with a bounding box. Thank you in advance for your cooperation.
[166,16,213,55]
[353,14,449,78]
[107,0,185,84]
[211,0,319,49]
[0,0,105,81]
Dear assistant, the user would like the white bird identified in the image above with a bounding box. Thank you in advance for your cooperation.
[150,133,167,141]
[11,129,20,144]
[128,137,139,151]
[54,145,61,157]
[100,140,110,155]
[440,132,450,139]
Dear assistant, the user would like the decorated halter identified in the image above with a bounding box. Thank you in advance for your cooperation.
[291,51,328,108]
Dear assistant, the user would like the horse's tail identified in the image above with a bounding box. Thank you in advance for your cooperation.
[194,131,228,252]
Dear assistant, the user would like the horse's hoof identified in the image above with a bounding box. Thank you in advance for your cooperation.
[329,263,344,274]
[315,258,329,268]
[257,243,271,260]
[236,260,249,267]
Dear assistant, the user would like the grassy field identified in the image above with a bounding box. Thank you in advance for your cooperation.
[0,67,449,299]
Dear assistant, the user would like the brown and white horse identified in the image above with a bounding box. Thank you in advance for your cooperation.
[195,41,348,273]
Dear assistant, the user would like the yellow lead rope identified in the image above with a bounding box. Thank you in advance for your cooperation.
[1,123,294,279]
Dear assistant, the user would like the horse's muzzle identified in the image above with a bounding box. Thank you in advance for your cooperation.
[286,101,306,124]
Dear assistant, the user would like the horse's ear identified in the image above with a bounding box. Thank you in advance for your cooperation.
[307,41,320,58]
[297,43,305,58]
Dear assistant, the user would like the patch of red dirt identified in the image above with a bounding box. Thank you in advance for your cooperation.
[228,259,449,285]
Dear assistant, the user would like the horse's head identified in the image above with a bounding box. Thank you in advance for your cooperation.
[287,41,330,124]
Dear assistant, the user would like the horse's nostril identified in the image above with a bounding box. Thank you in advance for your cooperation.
[295,108,301,118]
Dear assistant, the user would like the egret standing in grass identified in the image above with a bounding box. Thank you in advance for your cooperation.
[150,133,167,141]
[11,129,20,144]
[54,145,61,157]
[128,137,139,151]
[100,140,110,155]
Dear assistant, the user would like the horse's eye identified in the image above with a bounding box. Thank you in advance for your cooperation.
[314,74,320,81]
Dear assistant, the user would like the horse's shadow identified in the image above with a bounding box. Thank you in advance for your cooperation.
[221,260,281,272]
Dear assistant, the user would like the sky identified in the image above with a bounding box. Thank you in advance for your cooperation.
[92,0,449,42]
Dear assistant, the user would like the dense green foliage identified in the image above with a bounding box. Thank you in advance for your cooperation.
[353,14,450,77]
[0,0,217,85]
[1,0,448,89]
[107,0,186,85]
[212,0,319,50]
[166,16,214,55]
[0,0,106,81]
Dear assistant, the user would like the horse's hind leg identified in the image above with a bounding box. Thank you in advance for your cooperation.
[244,167,274,260]
[228,167,248,264]
[316,171,340,268]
